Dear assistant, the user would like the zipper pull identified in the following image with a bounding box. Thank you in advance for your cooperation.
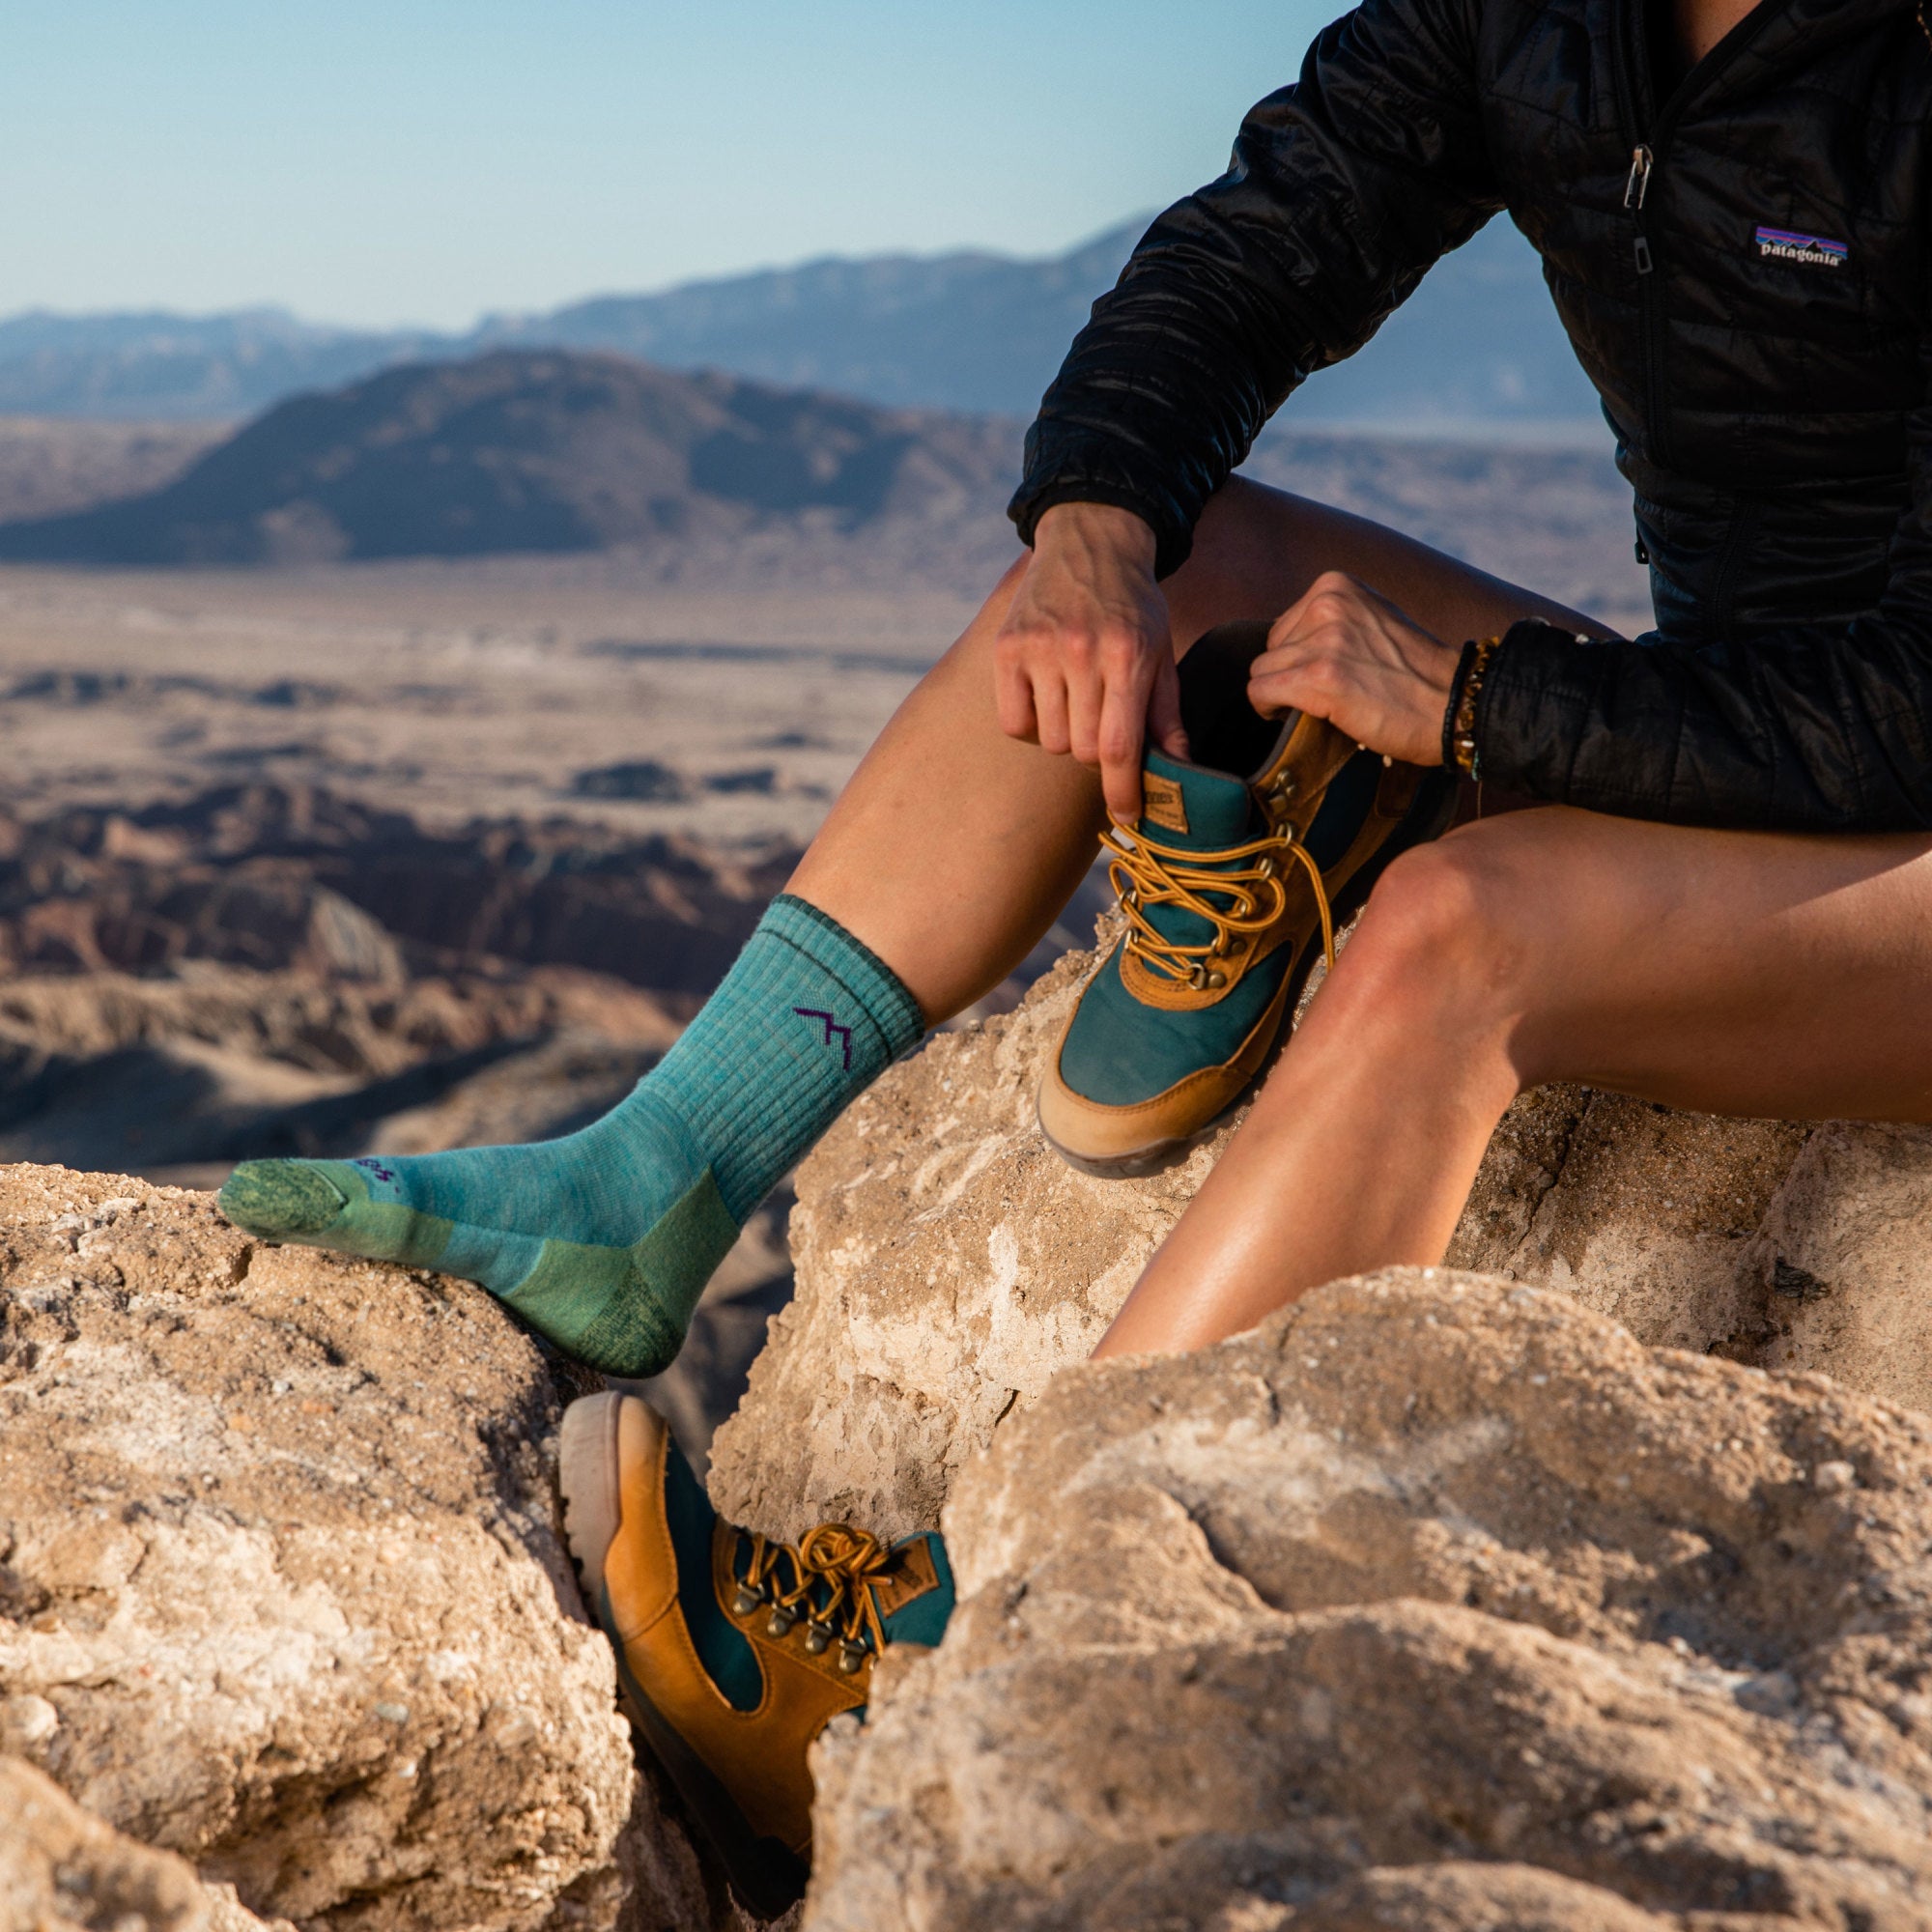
[1634,236,1654,274]
[1623,144,1654,211]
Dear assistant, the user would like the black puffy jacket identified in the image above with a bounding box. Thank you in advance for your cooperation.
[1009,0,1932,831]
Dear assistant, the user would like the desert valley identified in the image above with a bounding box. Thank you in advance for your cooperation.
[0,343,1649,1456]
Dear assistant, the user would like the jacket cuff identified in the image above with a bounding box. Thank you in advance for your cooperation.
[1006,479,1193,582]
[1468,618,1609,800]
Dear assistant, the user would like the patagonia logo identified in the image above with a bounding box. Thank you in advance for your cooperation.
[1141,773,1189,835]
[1755,224,1847,270]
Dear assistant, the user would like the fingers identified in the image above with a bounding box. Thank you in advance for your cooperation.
[1147,652,1189,761]
[995,608,1168,804]
[1252,569,1363,719]
[1250,569,1460,766]
[994,623,1170,823]
[1249,635,1341,724]
[990,510,1171,796]
[1064,629,1105,767]
[1096,656,1153,823]
[992,612,1104,760]
[1264,569,1358,655]
[993,637,1041,744]
[1033,667,1073,758]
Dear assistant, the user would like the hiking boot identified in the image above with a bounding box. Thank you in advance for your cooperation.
[558,1392,953,1917]
[1037,620,1457,1174]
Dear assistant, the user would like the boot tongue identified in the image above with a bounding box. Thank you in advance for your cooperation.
[1126,751,1260,964]
[1138,749,1255,852]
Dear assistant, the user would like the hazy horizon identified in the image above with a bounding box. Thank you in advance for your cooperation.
[0,213,1150,338]
[7,1,1336,330]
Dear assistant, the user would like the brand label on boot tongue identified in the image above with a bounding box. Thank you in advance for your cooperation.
[1142,773,1189,835]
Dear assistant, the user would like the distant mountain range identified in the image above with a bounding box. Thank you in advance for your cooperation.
[0,351,1018,565]
[0,216,1600,432]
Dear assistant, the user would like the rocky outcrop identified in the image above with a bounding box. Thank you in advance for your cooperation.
[0,1161,749,1932]
[1,1753,293,1932]
[1750,1122,1932,1414]
[804,1270,1932,1928]
[11,912,1932,1930]
[0,782,795,998]
[696,932,1932,1927]
[709,941,1885,1544]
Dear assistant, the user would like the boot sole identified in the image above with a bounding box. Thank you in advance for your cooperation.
[558,1391,627,1598]
[558,1393,810,1921]
[1038,771,1458,1179]
[1039,1114,1231,1180]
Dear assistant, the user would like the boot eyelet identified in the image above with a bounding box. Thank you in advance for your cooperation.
[731,1584,764,1616]
[804,1622,833,1655]
[1208,971,1227,989]
[838,1641,867,1675]
[767,1605,799,1638]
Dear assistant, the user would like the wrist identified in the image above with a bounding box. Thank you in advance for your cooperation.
[1035,500,1157,568]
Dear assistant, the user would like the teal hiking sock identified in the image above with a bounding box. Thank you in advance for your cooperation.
[218,895,923,1375]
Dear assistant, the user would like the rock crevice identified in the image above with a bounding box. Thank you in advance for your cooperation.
[0,1162,747,1931]
[803,1271,1932,1928]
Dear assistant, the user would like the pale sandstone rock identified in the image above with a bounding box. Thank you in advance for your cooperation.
[709,946,1223,1543]
[1749,1122,1932,1414]
[1443,1083,1812,1357]
[1,1752,296,1932]
[0,1161,748,1932]
[709,940,1867,1545]
[804,1271,1932,1929]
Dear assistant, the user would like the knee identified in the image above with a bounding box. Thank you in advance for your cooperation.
[1331,831,1532,1025]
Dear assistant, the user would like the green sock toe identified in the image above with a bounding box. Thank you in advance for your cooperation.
[219,1160,348,1236]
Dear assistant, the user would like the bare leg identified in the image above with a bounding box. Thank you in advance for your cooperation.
[216,474,1596,1375]
[1097,808,1932,1356]
[791,477,1605,1022]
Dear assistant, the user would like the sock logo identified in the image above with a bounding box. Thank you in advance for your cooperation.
[354,1157,397,1183]
[793,1007,853,1069]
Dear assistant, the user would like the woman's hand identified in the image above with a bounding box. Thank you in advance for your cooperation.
[994,501,1188,822]
[1248,570,1462,765]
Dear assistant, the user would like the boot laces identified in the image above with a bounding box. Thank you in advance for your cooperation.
[735,1521,896,1671]
[1100,819,1336,989]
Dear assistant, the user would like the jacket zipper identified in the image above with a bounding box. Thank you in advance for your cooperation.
[1624,138,1665,459]
[1609,0,1790,470]
[1624,144,1653,229]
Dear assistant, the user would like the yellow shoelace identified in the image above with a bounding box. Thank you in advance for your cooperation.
[734,1521,895,1672]
[1099,819,1335,989]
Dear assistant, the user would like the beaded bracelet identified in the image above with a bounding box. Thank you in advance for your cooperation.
[1443,634,1503,779]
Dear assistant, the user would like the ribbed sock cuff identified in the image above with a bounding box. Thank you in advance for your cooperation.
[760,894,925,1060]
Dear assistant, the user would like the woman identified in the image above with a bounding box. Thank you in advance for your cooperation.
[219,0,1932,1906]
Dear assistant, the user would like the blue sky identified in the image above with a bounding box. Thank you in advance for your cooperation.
[3,2,1339,329]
